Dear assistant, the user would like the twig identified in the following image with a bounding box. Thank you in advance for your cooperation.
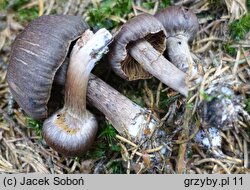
[194,158,231,174]
[38,0,44,16]
[116,135,137,148]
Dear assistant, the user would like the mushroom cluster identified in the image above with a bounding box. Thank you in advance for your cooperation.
[8,5,233,160]
[7,14,164,156]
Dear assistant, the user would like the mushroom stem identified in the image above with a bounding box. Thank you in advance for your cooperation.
[87,74,158,139]
[64,30,94,118]
[64,29,111,118]
[129,39,188,96]
[165,35,193,72]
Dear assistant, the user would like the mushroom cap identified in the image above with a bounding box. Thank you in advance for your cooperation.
[108,13,166,80]
[7,15,89,120]
[155,6,199,41]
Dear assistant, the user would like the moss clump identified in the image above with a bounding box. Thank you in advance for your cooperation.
[159,93,180,109]
[26,116,43,137]
[229,13,250,40]
[246,98,250,114]
[160,0,171,8]
[200,90,215,102]
[107,160,125,174]
[4,0,38,23]
[88,0,132,30]
[141,0,170,11]
[6,0,29,10]
[18,7,38,23]
[222,43,237,57]
[0,0,7,10]
[247,0,250,10]
[141,1,155,9]
[87,123,120,159]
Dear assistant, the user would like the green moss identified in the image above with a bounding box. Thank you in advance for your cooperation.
[98,123,117,145]
[88,0,132,30]
[229,13,250,40]
[18,7,38,23]
[160,0,171,8]
[0,0,7,10]
[247,0,250,10]
[141,1,155,9]
[222,43,237,57]
[142,0,170,10]
[3,0,39,23]
[87,123,119,159]
[159,93,180,109]
[209,0,223,6]
[25,116,43,137]
[126,86,145,107]
[87,143,106,158]
[200,90,215,102]
[246,98,250,114]
[7,0,29,10]
[107,160,125,173]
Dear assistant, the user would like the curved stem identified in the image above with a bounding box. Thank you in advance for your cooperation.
[64,30,94,118]
[129,39,188,96]
[64,29,112,119]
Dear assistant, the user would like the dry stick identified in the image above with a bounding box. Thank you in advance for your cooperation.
[130,39,188,96]
[176,102,192,174]
[176,61,194,174]
[194,158,231,174]
[243,140,249,168]
[38,0,44,16]
[115,135,137,148]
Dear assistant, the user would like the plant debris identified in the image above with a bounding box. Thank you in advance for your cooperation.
[0,0,249,174]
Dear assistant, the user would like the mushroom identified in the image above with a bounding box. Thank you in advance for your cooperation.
[155,6,199,72]
[108,13,188,96]
[7,15,160,156]
[7,15,111,156]
[7,15,90,120]
[42,28,112,156]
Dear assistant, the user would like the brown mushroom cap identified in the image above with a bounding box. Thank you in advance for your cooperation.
[7,15,89,120]
[108,13,166,80]
[155,6,199,41]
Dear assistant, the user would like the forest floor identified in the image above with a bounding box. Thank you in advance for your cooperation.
[0,0,250,174]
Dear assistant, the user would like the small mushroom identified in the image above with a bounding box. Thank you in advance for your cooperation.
[108,13,188,96]
[155,6,199,72]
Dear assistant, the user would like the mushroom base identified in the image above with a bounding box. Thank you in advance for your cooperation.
[42,108,98,157]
